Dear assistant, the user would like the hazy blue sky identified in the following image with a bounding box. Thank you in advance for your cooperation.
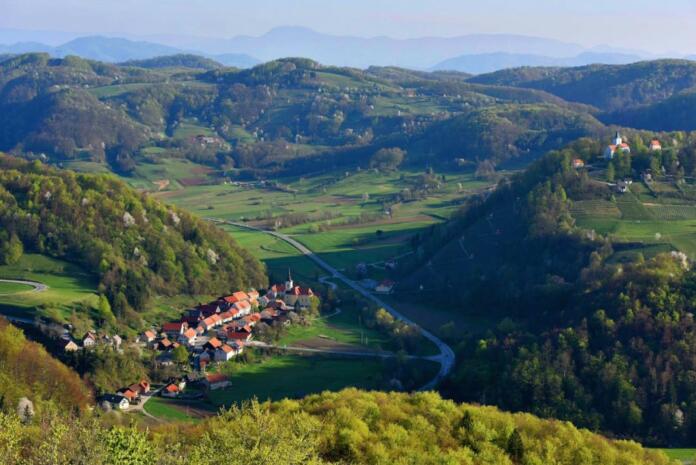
[4,0,695,53]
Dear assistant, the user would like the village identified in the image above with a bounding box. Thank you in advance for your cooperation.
[94,271,317,411]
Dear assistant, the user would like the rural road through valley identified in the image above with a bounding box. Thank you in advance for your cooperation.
[210,219,456,391]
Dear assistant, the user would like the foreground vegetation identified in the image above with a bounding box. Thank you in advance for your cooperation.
[0,389,674,465]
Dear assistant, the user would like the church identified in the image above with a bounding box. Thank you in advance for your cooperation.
[604,132,631,160]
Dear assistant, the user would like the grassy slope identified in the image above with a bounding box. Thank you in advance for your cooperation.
[207,354,438,408]
[0,254,99,320]
[572,179,696,259]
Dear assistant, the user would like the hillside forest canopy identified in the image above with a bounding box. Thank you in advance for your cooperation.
[0,154,267,328]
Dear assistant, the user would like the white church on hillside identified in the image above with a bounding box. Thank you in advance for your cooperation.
[605,132,631,160]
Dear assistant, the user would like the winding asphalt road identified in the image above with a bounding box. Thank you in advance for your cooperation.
[210,219,455,391]
[0,279,49,324]
[0,278,48,294]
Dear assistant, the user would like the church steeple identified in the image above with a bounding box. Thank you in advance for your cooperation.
[614,131,623,146]
[285,268,294,290]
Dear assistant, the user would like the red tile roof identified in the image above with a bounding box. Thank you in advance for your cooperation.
[162,322,187,332]
[164,383,179,393]
[205,373,228,384]
[219,344,234,353]
[206,337,223,349]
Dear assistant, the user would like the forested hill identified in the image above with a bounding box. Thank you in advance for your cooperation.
[0,388,674,464]
[469,60,696,130]
[400,135,696,443]
[0,155,267,324]
[0,53,606,175]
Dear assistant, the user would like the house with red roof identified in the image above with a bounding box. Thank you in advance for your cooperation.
[650,139,662,151]
[162,321,188,338]
[204,337,223,351]
[219,309,238,323]
[233,300,252,316]
[214,344,236,362]
[227,325,253,342]
[161,383,180,398]
[140,330,156,344]
[204,373,231,390]
[178,327,198,346]
[118,387,138,402]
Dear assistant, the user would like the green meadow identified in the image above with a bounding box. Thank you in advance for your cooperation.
[659,449,696,464]
[206,354,439,408]
[0,254,99,321]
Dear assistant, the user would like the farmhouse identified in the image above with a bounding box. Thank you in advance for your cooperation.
[60,339,80,352]
[99,394,129,410]
[572,159,585,169]
[204,337,223,351]
[82,331,98,348]
[140,330,156,344]
[162,383,180,398]
[650,139,662,151]
[162,322,188,338]
[214,344,236,362]
[204,373,231,391]
[117,388,138,403]
[178,328,198,346]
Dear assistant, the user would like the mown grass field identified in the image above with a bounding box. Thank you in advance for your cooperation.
[658,449,696,464]
[276,308,390,349]
[0,282,34,294]
[206,354,438,408]
[143,397,205,422]
[0,254,99,321]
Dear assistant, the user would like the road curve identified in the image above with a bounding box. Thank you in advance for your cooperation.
[0,278,48,294]
[210,219,455,391]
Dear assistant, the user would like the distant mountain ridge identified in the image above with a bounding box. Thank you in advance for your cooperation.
[0,27,675,71]
[432,51,643,74]
[0,35,260,68]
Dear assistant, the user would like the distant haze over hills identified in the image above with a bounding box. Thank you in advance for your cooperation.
[0,26,692,72]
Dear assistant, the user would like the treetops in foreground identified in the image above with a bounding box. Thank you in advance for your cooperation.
[0,389,673,465]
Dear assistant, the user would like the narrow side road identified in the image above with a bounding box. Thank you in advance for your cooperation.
[209,219,455,391]
[0,278,48,294]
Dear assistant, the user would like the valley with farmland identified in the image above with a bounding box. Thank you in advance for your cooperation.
[3,31,696,462]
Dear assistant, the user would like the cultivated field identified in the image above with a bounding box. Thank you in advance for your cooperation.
[573,180,696,259]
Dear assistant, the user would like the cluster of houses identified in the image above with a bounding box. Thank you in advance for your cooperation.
[141,271,315,371]
[59,330,123,353]
[97,273,316,409]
